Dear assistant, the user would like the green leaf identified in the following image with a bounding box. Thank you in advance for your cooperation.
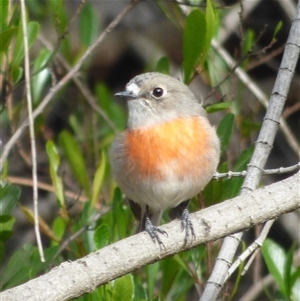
[205,102,232,113]
[13,21,40,66]
[284,244,295,297]
[0,241,5,264]
[0,215,13,223]
[273,21,283,41]
[204,0,217,61]
[217,113,235,154]
[0,184,21,215]
[1,244,35,290]
[232,145,254,172]
[112,188,130,239]
[0,230,13,242]
[160,257,180,296]
[0,27,18,52]
[111,274,134,301]
[145,262,160,300]
[79,3,99,47]
[222,146,254,200]
[292,278,300,301]
[10,65,23,84]
[51,217,66,246]
[183,9,206,84]
[32,49,51,103]
[240,118,261,138]
[0,215,15,241]
[46,140,65,208]
[91,151,106,209]
[242,29,255,68]
[94,224,110,249]
[262,239,287,298]
[59,131,91,198]
[0,244,59,290]
[243,29,255,55]
[202,161,228,205]
[48,0,68,34]
[96,83,126,132]
[155,57,170,75]
[1,0,9,31]
[291,266,300,291]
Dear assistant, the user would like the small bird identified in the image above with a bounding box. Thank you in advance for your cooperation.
[109,72,220,246]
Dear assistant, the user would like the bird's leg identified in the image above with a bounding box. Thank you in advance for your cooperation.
[170,200,195,245]
[144,206,168,248]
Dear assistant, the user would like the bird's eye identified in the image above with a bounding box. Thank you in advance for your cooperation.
[152,87,164,98]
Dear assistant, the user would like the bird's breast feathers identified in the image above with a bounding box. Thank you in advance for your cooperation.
[124,117,218,176]
[110,116,219,209]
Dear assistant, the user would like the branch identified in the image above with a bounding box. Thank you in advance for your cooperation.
[1,172,299,301]
[214,162,300,179]
[201,3,300,300]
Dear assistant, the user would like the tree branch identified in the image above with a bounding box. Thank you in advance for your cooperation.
[201,3,300,299]
[1,172,299,301]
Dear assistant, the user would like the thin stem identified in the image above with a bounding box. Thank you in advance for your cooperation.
[20,0,44,262]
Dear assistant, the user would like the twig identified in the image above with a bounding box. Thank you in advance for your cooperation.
[211,38,300,157]
[238,274,274,301]
[247,45,284,71]
[225,220,274,281]
[20,0,44,262]
[6,176,88,203]
[213,162,300,179]
[0,0,139,172]
[238,0,245,56]
[53,207,109,260]
[54,0,86,48]
[37,35,118,133]
[282,101,300,119]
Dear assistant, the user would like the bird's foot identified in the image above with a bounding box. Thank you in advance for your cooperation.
[145,217,168,249]
[180,209,196,245]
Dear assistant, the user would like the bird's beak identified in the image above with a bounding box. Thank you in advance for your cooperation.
[115,91,136,98]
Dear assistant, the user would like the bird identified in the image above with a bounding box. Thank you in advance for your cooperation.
[109,72,220,246]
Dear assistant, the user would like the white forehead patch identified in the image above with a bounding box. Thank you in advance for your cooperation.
[126,83,140,96]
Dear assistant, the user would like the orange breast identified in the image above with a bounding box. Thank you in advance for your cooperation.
[124,117,213,179]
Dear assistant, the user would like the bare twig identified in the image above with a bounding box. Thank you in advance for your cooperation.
[20,0,44,262]
[282,101,300,119]
[6,176,88,203]
[225,220,274,281]
[0,0,139,172]
[247,45,284,71]
[213,162,300,179]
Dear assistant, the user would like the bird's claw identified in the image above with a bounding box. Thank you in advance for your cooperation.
[145,217,168,249]
[180,209,196,245]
